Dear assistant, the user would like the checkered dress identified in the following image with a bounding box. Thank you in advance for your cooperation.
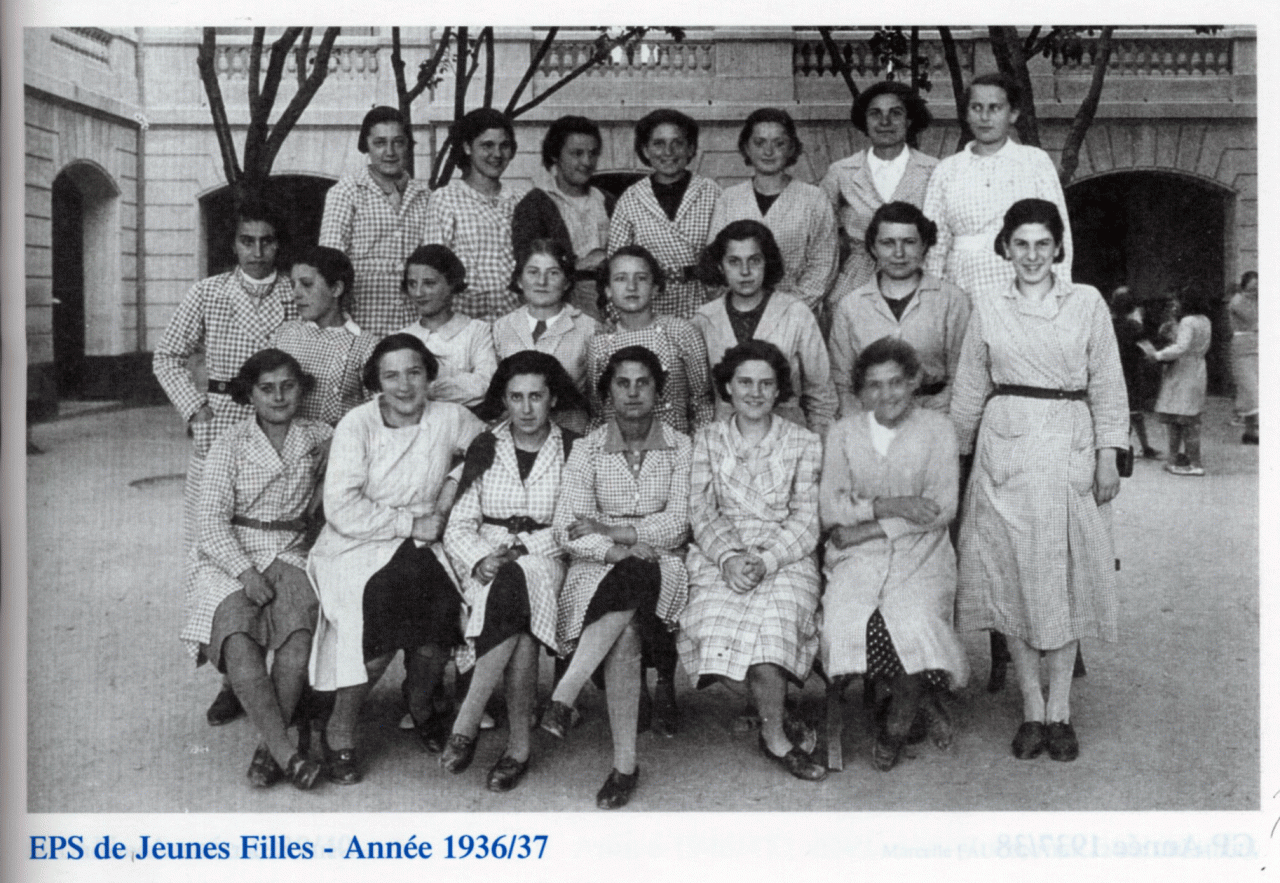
[922,140,1072,299]
[423,179,525,322]
[677,417,822,683]
[586,317,715,435]
[444,423,571,669]
[319,168,432,336]
[180,417,332,658]
[273,318,377,426]
[551,421,692,653]
[607,174,721,319]
[949,279,1127,648]
[709,180,839,313]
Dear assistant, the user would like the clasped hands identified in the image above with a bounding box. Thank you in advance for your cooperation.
[721,552,765,593]
[828,495,940,550]
[567,516,657,565]
[238,559,296,606]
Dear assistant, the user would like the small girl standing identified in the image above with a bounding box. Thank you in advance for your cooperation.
[1140,292,1213,476]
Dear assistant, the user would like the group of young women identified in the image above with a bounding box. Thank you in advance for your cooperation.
[177,71,1139,809]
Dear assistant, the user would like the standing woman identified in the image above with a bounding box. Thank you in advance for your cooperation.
[492,238,599,433]
[320,106,432,336]
[440,352,589,792]
[423,108,522,322]
[307,334,485,784]
[694,220,837,435]
[923,73,1073,298]
[512,115,615,320]
[543,346,693,809]
[820,81,938,312]
[678,340,826,782]
[709,108,838,316]
[608,109,721,320]
[949,199,1127,762]
[587,245,714,435]
[1228,271,1259,444]
[1140,290,1213,476]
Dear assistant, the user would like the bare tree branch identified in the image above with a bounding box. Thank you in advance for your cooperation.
[504,27,559,115]
[244,27,302,181]
[406,27,451,104]
[817,27,859,102]
[482,27,495,109]
[196,28,243,186]
[453,27,469,124]
[295,27,313,92]
[262,27,340,175]
[988,25,1040,147]
[1058,26,1114,185]
[248,28,264,110]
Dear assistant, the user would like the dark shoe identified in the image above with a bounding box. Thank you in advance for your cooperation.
[1011,721,1047,760]
[920,693,954,750]
[414,711,452,754]
[246,744,284,788]
[540,700,573,740]
[731,700,762,734]
[286,752,322,791]
[439,733,477,773]
[323,739,361,785]
[207,686,244,726]
[1243,431,1259,445]
[782,716,818,755]
[652,678,679,737]
[1045,721,1079,762]
[595,767,640,809]
[1141,447,1162,459]
[486,755,529,793]
[870,731,905,772]
[758,734,827,781]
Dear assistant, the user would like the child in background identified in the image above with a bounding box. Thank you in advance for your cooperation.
[1140,291,1213,476]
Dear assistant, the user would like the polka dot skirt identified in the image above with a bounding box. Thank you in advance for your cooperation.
[866,609,949,691]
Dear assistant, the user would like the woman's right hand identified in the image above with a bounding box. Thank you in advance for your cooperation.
[238,568,275,606]
[190,405,214,425]
[473,551,508,584]
[411,513,445,543]
[722,553,763,593]
[873,495,940,525]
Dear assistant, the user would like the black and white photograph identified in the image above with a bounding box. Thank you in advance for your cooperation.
[3,2,1272,879]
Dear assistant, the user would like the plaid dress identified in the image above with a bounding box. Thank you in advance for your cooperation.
[180,417,332,659]
[423,179,525,322]
[319,168,431,336]
[709,179,839,313]
[586,316,715,435]
[444,423,571,669]
[273,317,377,426]
[949,278,1127,648]
[677,417,822,684]
[607,174,721,319]
[552,420,692,653]
[922,140,1072,299]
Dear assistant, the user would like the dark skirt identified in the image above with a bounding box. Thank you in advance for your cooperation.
[582,557,671,685]
[206,561,318,674]
[866,608,949,692]
[362,538,462,661]
[474,561,532,659]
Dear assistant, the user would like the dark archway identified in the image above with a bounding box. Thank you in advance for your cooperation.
[201,175,337,276]
[51,174,86,395]
[1067,171,1233,393]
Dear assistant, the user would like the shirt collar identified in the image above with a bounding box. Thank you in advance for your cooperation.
[365,165,409,195]
[966,138,1016,160]
[602,417,672,454]
[236,266,278,291]
[866,147,909,173]
[430,313,472,341]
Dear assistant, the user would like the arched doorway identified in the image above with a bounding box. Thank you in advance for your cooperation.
[1067,171,1233,392]
[200,175,337,276]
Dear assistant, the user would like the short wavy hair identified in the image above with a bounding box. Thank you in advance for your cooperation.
[634,109,699,166]
[863,201,939,257]
[851,80,932,140]
[228,348,315,406]
[852,336,922,395]
[475,350,591,422]
[289,244,356,312]
[449,107,516,173]
[362,333,440,392]
[358,105,413,153]
[596,344,668,400]
[403,244,468,295]
[737,108,802,168]
[698,219,786,291]
[994,198,1065,263]
[711,339,795,405]
[541,115,602,170]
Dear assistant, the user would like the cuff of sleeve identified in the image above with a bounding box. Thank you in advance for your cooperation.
[395,509,415,538]
[183,399,208,423]
[758,550,780,576]
[227,554,255,581]
[878,517,910,541]
[717,549,745,569]
[851,497,876,523]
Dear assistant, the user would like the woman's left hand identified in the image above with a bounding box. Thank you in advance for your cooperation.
[568,516,610,541]
[1093,448,1121,504]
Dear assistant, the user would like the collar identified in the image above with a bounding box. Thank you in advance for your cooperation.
[523,304,575,331]
[727,411,785,453]
[1001,274,1071,317]
[602,417,671,454]
[866,147,909,173]
[421,312,472,341]
[365,165,409,195]
[856,272,944,298]
[236,267,278,291]
[966,138,1016,160]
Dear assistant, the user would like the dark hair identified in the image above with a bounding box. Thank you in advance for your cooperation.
[851,80,932,140]
[358,105,413,154]
[229,348,315,406]
[362,333,440,392]
[233,196,288,252]
[403,244,467,295]
[852,337,921,395]
[964,71,1021,113]
[698,219,786,290]
[597,344,668,399]
[863,201,939,257]
[737,108,802,168]
[995,199,1066,262]
[289,244,356,312]
[475,350,591,422]
[634,109,699,166]
[711,339,795,405]
[595,245,667,312]
[1109,285,1137,315]
[541,115,602,170]
[510,237,577,297]
[1241,271,1258,289]
[450,108,516,173]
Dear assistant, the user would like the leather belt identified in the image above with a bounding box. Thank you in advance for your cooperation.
[483,515,550,534]
[231,515,309,532]
[208,379,234,395]
[990,384,1087,401]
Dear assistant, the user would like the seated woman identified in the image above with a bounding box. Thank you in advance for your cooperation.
[179,348,332,790]
[307,334,485,784]
[544,346,692,809]
[694,220,836,435]
[439,352,589,792]
[820,337,969,771]
[396,244,498,411]
[587,245,715,435]
[678,340,826,782]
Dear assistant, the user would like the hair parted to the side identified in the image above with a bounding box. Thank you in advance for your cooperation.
[403,244,468,295]
[711,338,795,405]
[229,348,316,406]
[863,201,939,257]
[698,219,786,290]
[634,108,699,166]
[994,198,1065,263]
[362,333,440,392]
[597,344,668,399]
[851,80,932,140]
[449,107,516,173]
[475,349,591,422]
[358,105,413,154]
[852,336,922,395]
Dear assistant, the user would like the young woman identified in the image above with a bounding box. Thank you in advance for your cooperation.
[320,106,432,336]
[608,109,721,319]
[275,244,378,427]
[709,108,838,315]
[396,244,497,410]
[587,245,714,435]
[693,220,836,434]
[440,352,589,792]
[180,349,331,790]
[678,340,826,782]
[544,346,693,809]
[949,199,1126,762]
[423,108,523,321]
[306,334,485,784]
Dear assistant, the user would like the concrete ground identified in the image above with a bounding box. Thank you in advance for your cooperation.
[25,398,1258,813]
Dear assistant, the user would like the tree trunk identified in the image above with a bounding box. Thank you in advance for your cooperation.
[989,26,1040,147]
[817,27,859,103]
[937,27,974,151]
[1058,27,1115,186]
[196,29,243,187]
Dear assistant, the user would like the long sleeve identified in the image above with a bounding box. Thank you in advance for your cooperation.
[756,432,821,576]
[688,430,745,565]
[606,199,638,254]
[793,308,837,434]
[828,298,859,418]
[553,441,615,563]
[318,177,357,251]
[633,440,692,550]
[443,482,501,582]
[947,307,993,454]
[677,320,716,430]
[1152,317,1194,361]
[819,420,875,528]
[930,288,973,413]
[793,196,840,311]
[877,418,958,542]
[323,417,415,541]
[422,193,457,249]
[1086,296,1131,449]
[198,436,254,579]
[921,163,952,281]
[152,282,209,422]
[708,193,728,246]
